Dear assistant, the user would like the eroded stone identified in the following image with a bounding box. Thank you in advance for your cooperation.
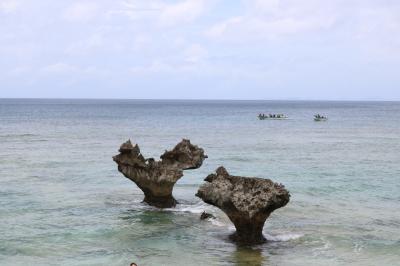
[113,139,207,208]
[196,167,290,244]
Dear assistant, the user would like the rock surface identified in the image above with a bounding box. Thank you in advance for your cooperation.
[196,167,290,244]
[200,211,215,220]
[113,139,207,208]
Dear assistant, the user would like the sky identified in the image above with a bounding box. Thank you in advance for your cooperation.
[0,0,400,100]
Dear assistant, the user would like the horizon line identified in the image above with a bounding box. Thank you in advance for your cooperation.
[0,97,399,102]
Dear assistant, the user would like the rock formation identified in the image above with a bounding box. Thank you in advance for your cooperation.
[113,139,207,208]
[196,167,290,244]
[200,211,215,220]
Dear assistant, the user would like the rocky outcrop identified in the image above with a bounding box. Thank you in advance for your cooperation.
[196,167,290,244]
[200,211,215,220]
[113,139,207,208]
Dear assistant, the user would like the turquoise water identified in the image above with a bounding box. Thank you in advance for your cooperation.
[0,99,399,266]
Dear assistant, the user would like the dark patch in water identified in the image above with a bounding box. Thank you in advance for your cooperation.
[0,133,37,138]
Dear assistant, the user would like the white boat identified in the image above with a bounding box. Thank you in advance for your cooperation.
[258,114,288,120]
[314,115,327,121]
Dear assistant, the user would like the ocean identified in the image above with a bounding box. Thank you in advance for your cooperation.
[0,99,399,266]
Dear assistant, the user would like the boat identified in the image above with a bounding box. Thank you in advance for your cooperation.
[314,114,327,121]
[258,114,288,120]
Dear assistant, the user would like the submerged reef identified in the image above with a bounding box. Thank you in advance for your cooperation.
[113,139,207,208]
[196,167,290,244]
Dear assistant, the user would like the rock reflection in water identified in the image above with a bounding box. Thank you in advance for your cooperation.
[231,247,265,266]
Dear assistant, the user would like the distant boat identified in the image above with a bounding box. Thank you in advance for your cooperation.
[258,114,288,120]
[314,114,327,121]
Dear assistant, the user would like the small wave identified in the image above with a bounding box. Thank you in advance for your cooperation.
[209,219,234,229]
[265,233,303,242]
[116,199,302,242]
[167,202,214,214]
[224,156,253,162]
[171,204,303,242]
[311,238,332,256]
[353,242,363,253]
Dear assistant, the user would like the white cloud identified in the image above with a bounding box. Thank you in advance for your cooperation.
[1,0,400,99]
[158,0,205,27]
[39,63,103,78]
[109,0,208,27]
[247,0,280,14]
[65,33,104,55]
[130,60,194,75]
[109,0,163,21]
[130,61,172,74]
[41,63,79,74]
[5,66,31,78]
[207,16,334,40]
[206,0,336,41]
[353,5,400,61]
[64,2,99,22]
[0,0,20,13]
[183,43,208,63]
[132,34,152,51]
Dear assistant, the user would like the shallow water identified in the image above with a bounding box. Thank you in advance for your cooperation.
[0,99,399,266]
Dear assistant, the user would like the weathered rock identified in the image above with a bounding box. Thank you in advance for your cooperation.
[196,167,290,244]
[160,139,206,170]
[113,139,207,208]
[200,211,215,220]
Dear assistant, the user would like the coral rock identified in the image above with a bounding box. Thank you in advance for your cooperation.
[196,167,290,244]
[113,139,207,208]
[200,211,215,220]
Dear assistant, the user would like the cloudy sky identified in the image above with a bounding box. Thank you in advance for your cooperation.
[1,0,399,100]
